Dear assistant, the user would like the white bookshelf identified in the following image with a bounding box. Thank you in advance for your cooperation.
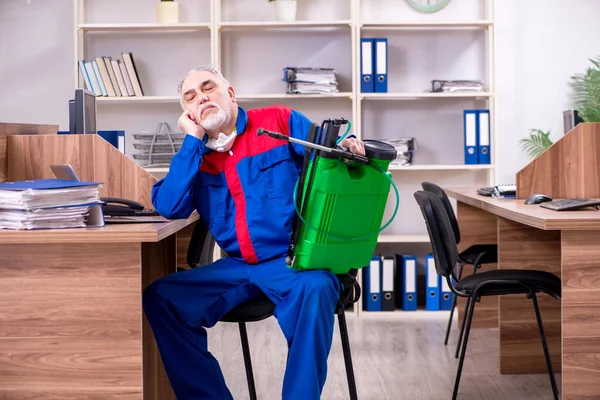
[361,92,494,100]
[360,20,494,29]
[74,1,496,314]
[378,234,430,243]
[78,22,211,32]
[218,20,352,29]
[389,164,494,171]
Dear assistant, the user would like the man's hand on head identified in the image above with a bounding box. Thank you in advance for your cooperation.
[178,110,205,139]
[339,138,366,156]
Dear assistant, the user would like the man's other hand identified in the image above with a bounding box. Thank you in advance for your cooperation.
[339,138,366,156]
[178,110,205,138]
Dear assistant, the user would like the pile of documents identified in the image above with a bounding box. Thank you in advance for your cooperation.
[384,138,418,165]
[0,179,102,230]
[283,67,339,94]
[430,80,485,93]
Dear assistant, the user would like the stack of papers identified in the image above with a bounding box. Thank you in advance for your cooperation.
[430,80,485,93]
[0,179,102,230]
[283,67,339,94]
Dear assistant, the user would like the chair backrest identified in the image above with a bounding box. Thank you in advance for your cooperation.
[421,181,461,244]
[414,190,459,277]
[187,219,217,268]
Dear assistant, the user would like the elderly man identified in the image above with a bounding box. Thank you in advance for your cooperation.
[143,65,365,399]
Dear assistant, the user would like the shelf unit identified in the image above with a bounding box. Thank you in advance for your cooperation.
[74,0,496,315]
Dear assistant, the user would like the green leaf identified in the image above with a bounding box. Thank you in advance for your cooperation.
[519,129,553,159]
[570,55,600,122]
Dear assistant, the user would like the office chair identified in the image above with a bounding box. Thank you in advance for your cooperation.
[421,181,497,357]
[413,190,560,400]
[186,220,360,400]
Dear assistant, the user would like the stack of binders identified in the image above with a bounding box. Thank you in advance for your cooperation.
[463,109,491,165]
[425,253,453,311]
[360,38,388,93]
[363,255,396,312]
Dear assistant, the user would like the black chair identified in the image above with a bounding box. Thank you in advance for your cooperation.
[186,220,360,400]
[421,181,498,357]
[413,190,560,400]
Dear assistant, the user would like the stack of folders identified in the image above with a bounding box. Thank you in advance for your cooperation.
[362,254,454,312]
[385,138,418,166]
[425,254,454,311]
[360,38,388,93]
[463,109,491,165]
[0,179,103,230]
[431,80,485,93]
[283,67,339,94]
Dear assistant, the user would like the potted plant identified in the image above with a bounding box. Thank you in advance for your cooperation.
[268,0,297,22]
[519,129,553,160]
[520,55,600,160]
[570,55,600,123]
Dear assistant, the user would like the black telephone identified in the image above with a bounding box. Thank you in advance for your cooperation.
[100,198,160,217]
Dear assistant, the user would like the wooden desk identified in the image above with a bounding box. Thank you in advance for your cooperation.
[446,187,600,400]
[0,216,197,399]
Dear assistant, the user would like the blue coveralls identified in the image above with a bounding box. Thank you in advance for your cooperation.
[143,105,340,400]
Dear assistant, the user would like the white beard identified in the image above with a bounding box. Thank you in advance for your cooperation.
[198,103,228,132]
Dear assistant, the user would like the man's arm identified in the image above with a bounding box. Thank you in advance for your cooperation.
[152,110,207,219]
[287,110,365,157]
[151,135,205,219]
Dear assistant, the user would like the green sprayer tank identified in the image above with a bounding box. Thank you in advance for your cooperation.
[258,119,398,275]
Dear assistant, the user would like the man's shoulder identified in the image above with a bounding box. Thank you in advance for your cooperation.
[247,104,294,118]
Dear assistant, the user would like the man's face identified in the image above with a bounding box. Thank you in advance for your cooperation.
[180,70,236,132]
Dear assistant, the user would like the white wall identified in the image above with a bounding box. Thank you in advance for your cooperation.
[495,0,600,183]
[1,0,599,182]
[0,0,74,129]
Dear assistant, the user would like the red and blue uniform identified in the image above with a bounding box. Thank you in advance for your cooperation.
[143,105,339,400]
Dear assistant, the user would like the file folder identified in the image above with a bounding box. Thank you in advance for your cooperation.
[477,109,491,164]
[426,254,440,311]
[360,38,375,93]
[396,254,417,311]
[464,110,478,165]
[381,256,395,311]
[440,276,453,311]
[97,130,125,154]
[363,256,381,311]
[374,38,388,93]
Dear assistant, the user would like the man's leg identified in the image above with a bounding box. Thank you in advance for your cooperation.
[143,257,259,400]
[250,257,340,400]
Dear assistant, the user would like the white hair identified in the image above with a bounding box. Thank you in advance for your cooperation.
[177,65,230,109]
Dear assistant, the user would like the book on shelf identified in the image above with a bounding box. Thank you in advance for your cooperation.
[78,53,143,97]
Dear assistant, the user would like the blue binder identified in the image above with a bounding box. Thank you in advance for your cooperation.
[360,38,375,93]
[396,254,417,311]
[97,130,125,154]
[464,110,478,164]
[477,109,491,164]
[0,179,101,191]
[363,256,382,311]
[374,38,388,93]
[440,275,454,311]
[425,254,440,311]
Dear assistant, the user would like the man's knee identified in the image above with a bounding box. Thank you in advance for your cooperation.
[142,277,169,316]
[301,271,340,302]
